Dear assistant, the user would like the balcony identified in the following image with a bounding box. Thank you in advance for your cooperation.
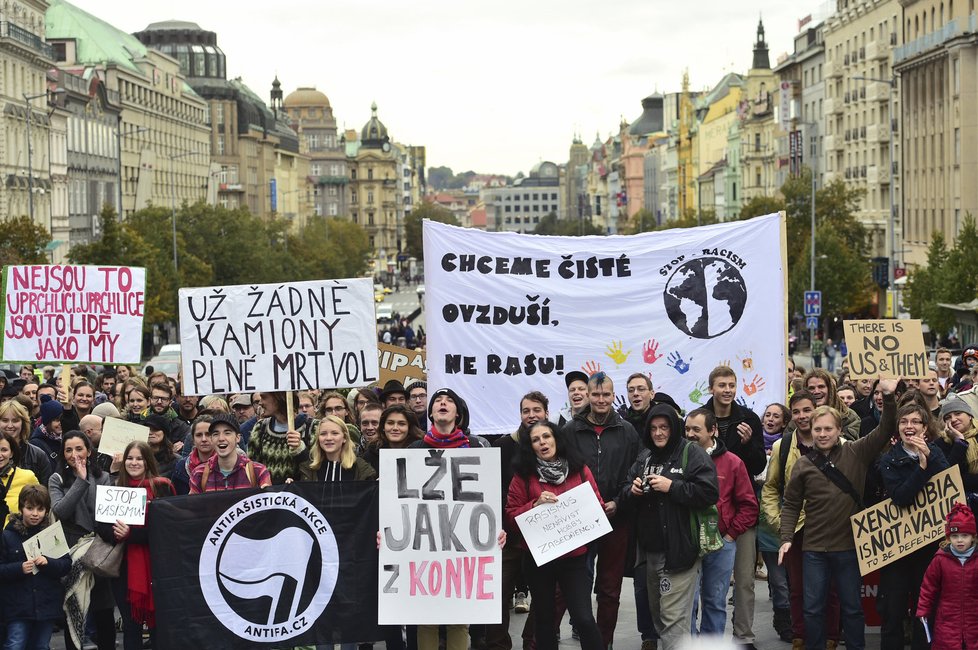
[0,22,54,60]
[867,83,890,103]
[865,41,888,61]
[825,97,842,115]
[827,59,843,78]
[824,135,842,152]
[867,124,890,144]
[894,15,977,64]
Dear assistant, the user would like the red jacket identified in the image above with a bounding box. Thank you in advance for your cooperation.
[711,442,758,540]
[917,546,978,649]
[505,465,604,559]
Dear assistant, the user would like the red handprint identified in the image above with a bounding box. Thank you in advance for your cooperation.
[582,360,602,376]
[643,339,663,364]
[743,375,766,396]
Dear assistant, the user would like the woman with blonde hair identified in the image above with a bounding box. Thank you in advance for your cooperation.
[298,415,375,482]
[0,400,52,487]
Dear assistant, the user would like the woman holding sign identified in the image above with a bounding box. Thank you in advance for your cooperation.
[49,430,116,650]
[97,441,175,650]
[505,420,604,650]
[247,392,317,484]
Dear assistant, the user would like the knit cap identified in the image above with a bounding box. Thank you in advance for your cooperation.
[947,502,977,537]
[940,397,975,421]
[39,394,64,425]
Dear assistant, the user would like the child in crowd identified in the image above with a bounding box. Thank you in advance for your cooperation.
[0,484,72,650]
[917,502,978,649]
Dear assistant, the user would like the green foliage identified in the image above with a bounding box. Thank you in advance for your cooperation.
[0,215,51,265]
[624,209,657,234]
[654,208,719,231]
[789,223,873,318]
[289,217,371,280]
[906,215,978,335]
[533,212,604,236]
[738,195,784,221]
[405,201,458,260]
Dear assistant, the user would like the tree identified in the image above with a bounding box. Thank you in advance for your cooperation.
[654,208,719,231]
[788,222,874,321]
[289,217,371,280]
[427,166,453,191]
[623,209,657,234]
[0,216,51,265]
[404,201,458,260]
[738,195,785,221]
[906,215,978,336]
[533,212,604,236]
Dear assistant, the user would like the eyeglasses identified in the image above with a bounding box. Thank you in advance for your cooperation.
[323,406,347,413]
[410,394,427,401]
[151,396,170,403]
[898,418,925,427]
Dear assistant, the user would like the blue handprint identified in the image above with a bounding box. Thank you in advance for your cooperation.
[666,351,691,375]
[736,396,754,411]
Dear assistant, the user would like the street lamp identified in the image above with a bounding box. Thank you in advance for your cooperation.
[853,74,898,311]
[793,119,819,347]
[169,151,199,273]
[23,90,64,223]
[116,123,149,219]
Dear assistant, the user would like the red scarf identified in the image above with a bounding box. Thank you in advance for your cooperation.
[423,426,469,448]
[125,477,170,627]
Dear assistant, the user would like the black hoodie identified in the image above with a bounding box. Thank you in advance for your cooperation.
[621,404,719,571]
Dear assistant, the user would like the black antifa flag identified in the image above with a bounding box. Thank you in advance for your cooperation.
[149,481,379,648]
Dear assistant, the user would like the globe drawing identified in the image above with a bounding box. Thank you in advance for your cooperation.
[663,257,747,339]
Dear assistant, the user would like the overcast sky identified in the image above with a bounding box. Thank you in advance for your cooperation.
[69,0,833,176]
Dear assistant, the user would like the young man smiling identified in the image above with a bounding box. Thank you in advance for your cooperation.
[189,414,271,493]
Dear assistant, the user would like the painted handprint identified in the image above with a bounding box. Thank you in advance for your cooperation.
[743,374,766,396]
[605,340,631,365]
[688,380,709,405]
[666,351,691,375]
[736,396,754,411]
[719,359,732,369]
[614,394,628,411]
[582,360,601,376]
[738,350,754,373]
[643,339,663,364]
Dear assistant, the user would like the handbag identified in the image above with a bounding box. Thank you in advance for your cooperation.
[80,533,125,578]
[680,442,724,557]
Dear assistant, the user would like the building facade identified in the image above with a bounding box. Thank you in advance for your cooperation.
[739,20,781,204]
[482,161,561,232]
[280,86,346,219]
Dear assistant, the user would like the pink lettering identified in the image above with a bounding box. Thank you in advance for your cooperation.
[427,559,443,596]
[476,556,494,600]
[409,561,428,596]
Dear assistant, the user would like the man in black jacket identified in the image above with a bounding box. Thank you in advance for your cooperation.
[702,365,763,649]
[622,403,718,649]
[562,372,640,648]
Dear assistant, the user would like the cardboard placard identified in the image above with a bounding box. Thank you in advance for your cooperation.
[850,466,965,575]
[513,481,612,566]
[95,485,147,525]
[98,418,149,458]
[1,265,146,364]
[22,520,70,574]
[377,343,426,386]
[377,448,501,625]
[843,319,928,379]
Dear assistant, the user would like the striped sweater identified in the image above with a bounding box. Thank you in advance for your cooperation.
[246,416,315,484]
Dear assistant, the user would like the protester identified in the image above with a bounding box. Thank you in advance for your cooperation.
[143,383,190,447]
[298,391,317,418]
[229,393,256,425]
[778,379,898,650]
[30,394,65,477]
[916,502,978,650]
[60,381,95,434]
[937,397,978,498]
[190,415,271,492]
[298,415,376,481]
[49,430,116,650]
[756,402,792,642]
[505,420,603,650]
[247,392,316,484]
[406,380,428,431]
[685,408,757,639]
[144,414,178,479]
[935,347,955,397]
[556,370,589,427]
[380,380,409,408]
[0,400,52,488]
[0,484,72,650]
[171,414,215,495]
[804,368,861,440]
[836,384,856,409]
[124,385,150,420]
[877,402,950,649]
[355,403,384,457]
[320,391,362,443]
[621,404,718,650]
[98,440,175,650]
[561,372,639,647]
[0,432,39,526]
[363,405,424,473]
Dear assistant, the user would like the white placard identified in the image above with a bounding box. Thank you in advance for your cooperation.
[23,520,70,574]
[98,418,149,458]
[513,482,612,566]
[378,448,502,625]
[95,485,146,525]
[178,278,379,395]
[423,215,787,435]
[1,265,146,364]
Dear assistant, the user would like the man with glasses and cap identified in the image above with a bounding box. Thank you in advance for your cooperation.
[380,380,408,408]
[406,380,428,430]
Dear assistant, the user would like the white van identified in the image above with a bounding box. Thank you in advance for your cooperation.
[376,304,393,322]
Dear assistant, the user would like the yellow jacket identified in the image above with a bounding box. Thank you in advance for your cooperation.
[2,466,39,527]
[761,435,806,535]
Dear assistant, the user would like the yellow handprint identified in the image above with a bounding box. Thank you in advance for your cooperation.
[605,340,631,365]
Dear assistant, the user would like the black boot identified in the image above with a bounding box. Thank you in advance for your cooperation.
[773,607,793,643]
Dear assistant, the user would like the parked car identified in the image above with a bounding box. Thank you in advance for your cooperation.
[142,357,180,379]
[156,344,181,358]
[376,304,393,322]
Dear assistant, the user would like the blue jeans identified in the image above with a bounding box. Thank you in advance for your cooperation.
[692,537,737,635]
[802,550,864,650]
[762,551,790,610]
[4,620,55,650]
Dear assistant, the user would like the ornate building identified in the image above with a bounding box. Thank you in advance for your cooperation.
[739,20,780,204]
[280,86,346,219]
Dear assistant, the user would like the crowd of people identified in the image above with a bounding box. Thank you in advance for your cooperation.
[1,346,978,650]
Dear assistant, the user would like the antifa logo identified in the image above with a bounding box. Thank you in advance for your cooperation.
[663,257,747,339]
[199,493,339,643]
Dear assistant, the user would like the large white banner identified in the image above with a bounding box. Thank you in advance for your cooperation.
[178,278,379,395]
[424,214,787,435]
[2,265,145,364]
[378,448,502,625]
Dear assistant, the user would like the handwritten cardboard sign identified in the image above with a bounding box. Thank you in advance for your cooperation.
[1,265,145,364]
[178,279,379,395]
[22,520,70,574]
[377,343,426,386]
[98,418,149,458]
[513,481,611,565]
[844,319,928,379]
[378,448,501,625]
[850,466,965,575]
[95,485,147,525]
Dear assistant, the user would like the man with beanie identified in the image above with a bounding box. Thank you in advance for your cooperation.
[30,394,64,473]
[189,414,271,492]
[406,379,428,430]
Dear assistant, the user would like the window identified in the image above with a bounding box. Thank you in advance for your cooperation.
[367,191,374,204]
[367,168,373,180]
[754,133,761,152]
[311,163,321,176]
[216,135,225,155]
[351,169,357,180]
[328,203,338,216]
[551,193,557,200]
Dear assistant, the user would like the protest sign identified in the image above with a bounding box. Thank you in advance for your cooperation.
[150,483,379,648]
[378,448,502,625]
[378,342,426,386]
[23,520,70,574]
[95,485,147,525]
[423,214,787,434]
[178,279,379,395]
[843,319,928,379]
[513,482,611,566]
[98,418,149,458]
[1,265,145,364]
[850,466,965,576]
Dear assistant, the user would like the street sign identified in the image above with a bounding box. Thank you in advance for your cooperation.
[804,290,822,316]
[806,316,819,330]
